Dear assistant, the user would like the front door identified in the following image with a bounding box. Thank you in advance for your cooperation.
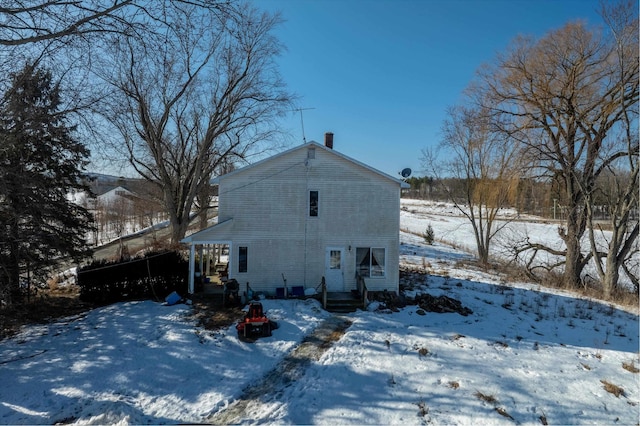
[325,247,344,291]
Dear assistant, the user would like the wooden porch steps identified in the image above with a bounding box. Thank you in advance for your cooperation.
[324,291,364,313]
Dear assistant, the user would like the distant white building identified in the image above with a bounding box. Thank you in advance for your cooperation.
[67,185,136,212]
[182,133,409,296]
[92,186,135,210]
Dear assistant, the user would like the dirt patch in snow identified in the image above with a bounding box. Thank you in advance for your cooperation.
[0,287,95,341]
[187,295,245,331]
[1,289,245,342]
[208,315,353,424]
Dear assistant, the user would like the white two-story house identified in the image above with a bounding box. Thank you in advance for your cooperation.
[181,133,408,297]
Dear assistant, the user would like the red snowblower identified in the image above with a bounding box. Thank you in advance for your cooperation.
[236,301,278,340]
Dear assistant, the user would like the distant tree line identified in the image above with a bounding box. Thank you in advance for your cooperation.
[403,175,638,221]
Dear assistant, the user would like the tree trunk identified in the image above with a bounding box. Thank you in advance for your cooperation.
[198,209,208,230]
[477,244,489,266]
[169,211,190,246]
[602,254,620,299]
[560,208,587,288]
[7,238,21,304]
[563,238,582,288]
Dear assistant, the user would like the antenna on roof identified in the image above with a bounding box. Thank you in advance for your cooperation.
[293,107,315,143]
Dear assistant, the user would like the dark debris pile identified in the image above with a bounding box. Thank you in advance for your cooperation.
[414,293,473,316]
[368,290,406,312]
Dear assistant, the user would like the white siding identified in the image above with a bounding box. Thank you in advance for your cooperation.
[213,144,401,294]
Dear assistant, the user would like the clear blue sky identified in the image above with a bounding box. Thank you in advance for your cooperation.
[256,0,606,178]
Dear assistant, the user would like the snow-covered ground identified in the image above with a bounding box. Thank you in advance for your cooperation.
[1,200,638,425]
[400,198,639,290]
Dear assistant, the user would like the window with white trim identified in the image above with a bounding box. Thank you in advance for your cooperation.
[356,247,386,277]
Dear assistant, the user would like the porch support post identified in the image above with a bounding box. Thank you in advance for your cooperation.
[205,245,211,276]
[188,244,196,294]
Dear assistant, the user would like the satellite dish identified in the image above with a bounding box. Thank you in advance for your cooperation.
[400,168,412,178]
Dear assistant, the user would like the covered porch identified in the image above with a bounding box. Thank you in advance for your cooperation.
[189,242,230,293]
[181,218,235,296]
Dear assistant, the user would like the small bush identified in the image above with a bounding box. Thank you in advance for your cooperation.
[474,391,498,405]
[423,225,435,245]
[416,400,428,417]
[600,380,624,397]
[539,413,548,425]
[622,361,639,373]
[495,407,514,420]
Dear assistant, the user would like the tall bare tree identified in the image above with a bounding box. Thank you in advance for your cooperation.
[473,2,639,288]
[100,3,292,243]
[423,105,522,265]
[0,0,132,46]
[0,1,230,46]
[0,1,238,177]
[584,1,639,297]
[587,166,639,296]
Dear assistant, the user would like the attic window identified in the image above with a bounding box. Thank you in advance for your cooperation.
[307,147,315,159]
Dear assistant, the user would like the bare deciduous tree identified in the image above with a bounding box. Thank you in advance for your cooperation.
[100,3,292,243]
[0,0,230,46]
[587,167,639,296]
[423,105,522,265]
[0,0,132,46]
[0,1,239,181]
[583,1,639,297]
[473,2,638,288]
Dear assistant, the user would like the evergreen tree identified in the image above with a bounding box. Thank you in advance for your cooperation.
[0,63,93,304]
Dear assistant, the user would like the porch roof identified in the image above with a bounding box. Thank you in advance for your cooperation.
[181,218,234,244]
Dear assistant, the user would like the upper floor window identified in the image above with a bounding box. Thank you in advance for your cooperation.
[309,190,318,217]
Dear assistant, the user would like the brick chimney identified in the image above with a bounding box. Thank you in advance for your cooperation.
[324,132,334,149]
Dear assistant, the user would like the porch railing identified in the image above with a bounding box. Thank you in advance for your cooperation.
[356,272,368,310]
[321,276,327,309]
